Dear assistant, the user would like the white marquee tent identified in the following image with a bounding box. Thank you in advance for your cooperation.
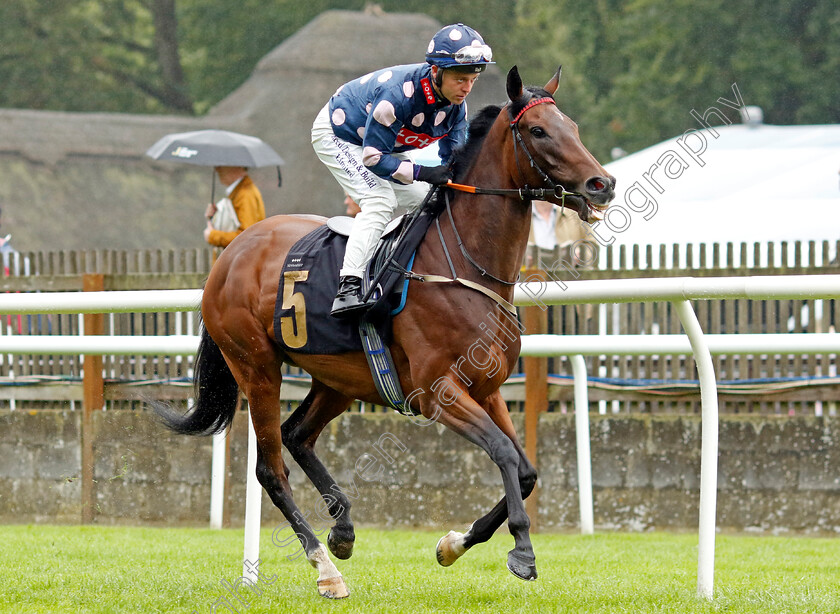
[602,118,840,262]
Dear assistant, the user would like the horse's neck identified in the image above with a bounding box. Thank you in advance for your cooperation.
[447,130,532,291]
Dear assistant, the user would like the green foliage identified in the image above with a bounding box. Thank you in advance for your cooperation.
[509,0,840,159]
[0,1,837,155]
[176,0,348,114]
[0,0,190,113]
[175,0,517,114]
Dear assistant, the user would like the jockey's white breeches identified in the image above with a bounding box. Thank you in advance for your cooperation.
[311,103,430,278]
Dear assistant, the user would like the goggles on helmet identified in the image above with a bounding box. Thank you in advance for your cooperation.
[452,44,493,64]
[428,45,493,66]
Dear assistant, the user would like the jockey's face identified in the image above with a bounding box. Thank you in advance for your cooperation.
[432,66,479,105]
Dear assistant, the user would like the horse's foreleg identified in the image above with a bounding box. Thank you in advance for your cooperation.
[441,392,537,559]
[281,382,356,560]
[438,443,535,567]
[425,392,537,581]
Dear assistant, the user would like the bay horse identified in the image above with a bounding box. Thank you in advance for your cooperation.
[155,65,615,599]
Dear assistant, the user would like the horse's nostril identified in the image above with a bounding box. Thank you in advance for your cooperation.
[587,177,608,193]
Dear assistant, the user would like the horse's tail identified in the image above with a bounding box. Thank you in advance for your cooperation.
[151,323,239,436]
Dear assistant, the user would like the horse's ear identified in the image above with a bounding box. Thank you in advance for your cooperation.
[506,66,523,101]
[544,66,562,96]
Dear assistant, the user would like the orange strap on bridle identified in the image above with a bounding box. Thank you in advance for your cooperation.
[445,181,477,194]
[445,180,576,202]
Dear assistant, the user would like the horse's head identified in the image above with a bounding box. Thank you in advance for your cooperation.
[505,66,615,222]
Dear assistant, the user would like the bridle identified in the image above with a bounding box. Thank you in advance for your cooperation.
[437,95,587,288]
[446,95,587,204]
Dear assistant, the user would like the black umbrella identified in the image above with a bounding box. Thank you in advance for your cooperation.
[145,129,284,200]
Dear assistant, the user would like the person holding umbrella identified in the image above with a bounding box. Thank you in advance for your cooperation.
[145,129,283,251]
[203,165,266,248]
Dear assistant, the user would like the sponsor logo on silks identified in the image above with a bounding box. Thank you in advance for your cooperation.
[420,78,435,105]
[395,128,446,149]
[171,146,198,159]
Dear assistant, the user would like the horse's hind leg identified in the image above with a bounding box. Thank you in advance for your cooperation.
[225,354,349,599]
[282,381,356,560]
[438,457,536,569]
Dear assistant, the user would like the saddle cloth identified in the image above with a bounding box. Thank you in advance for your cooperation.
[273,210,435,355]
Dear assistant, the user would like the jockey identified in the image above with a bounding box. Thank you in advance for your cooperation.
[311,23,493,317]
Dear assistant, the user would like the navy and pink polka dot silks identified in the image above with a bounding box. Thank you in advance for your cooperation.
[327,61,469,185]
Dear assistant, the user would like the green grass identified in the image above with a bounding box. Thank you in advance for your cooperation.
[1,525,839,613]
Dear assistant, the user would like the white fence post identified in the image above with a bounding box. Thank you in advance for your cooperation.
[571,355,594,535]
[243,410,262,582]
[209,430,227,529]
[674,300,719,600]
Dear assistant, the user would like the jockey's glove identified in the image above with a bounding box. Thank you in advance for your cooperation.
[414,164,452,185]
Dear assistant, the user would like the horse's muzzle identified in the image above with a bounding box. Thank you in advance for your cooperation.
[573,175,615,221]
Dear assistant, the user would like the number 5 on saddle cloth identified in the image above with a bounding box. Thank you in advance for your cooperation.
[273,206,437,414]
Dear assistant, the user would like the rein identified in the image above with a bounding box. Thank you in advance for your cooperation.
[401,187,517,314]
[446,180,575,203]
[442,191,517,286]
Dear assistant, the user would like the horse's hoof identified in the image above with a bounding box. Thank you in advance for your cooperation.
[507,550,538,581]
[317,575,350,599]
[436,530,467,567]
[328,528,355,560]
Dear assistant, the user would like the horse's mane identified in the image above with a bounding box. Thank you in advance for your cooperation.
[450,104,503,181]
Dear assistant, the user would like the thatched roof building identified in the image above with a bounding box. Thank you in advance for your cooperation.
[0,10,503,252]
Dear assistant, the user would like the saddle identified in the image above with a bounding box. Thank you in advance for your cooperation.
[273,208,436,356]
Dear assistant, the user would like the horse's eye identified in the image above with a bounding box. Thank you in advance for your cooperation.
[529,126,546,138]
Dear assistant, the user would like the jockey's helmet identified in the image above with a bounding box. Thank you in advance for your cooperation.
[425,24,493,73]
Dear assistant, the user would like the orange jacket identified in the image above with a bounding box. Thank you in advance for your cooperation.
[206,175,266,248]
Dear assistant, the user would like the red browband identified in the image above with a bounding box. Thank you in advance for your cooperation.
[509,97,556,125]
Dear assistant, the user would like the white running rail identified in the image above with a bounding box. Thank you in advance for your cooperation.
[2,275,840,597]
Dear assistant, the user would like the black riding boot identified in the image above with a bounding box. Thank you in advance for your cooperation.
[330,275,365,317]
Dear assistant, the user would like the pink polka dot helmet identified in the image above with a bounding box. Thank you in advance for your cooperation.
[425,23,493,72]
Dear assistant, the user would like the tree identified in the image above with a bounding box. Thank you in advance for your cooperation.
[509,0,630,159]
[0,0,520,115]
[0,0,192,113]
[510,0,840,159]
[1,0,836,155]
[175,0,340,113]
[149,0,192,112]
